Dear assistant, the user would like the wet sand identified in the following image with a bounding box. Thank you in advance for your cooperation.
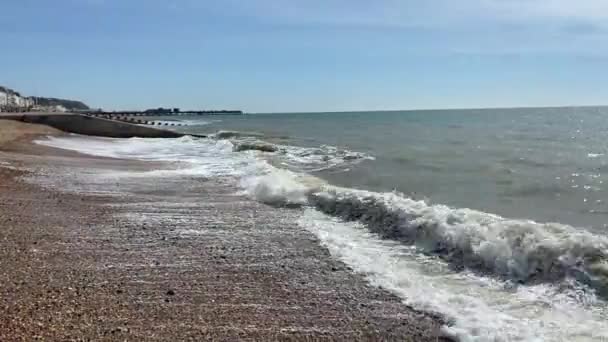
[0,121,450,341]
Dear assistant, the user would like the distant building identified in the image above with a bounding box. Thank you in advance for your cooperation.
[0,88,34,112]
[0,91,7,112]
[0,85,89,112]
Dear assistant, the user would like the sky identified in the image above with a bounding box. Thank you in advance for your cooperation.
[1,0,608,112]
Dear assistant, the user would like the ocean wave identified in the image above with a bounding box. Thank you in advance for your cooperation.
[240,164,325,206]
[235,162,608,296]
[229,138,373,172]
[277,144,374,172]
[299,209,608,342]
[210,128,374,172]
[309,187,608,295]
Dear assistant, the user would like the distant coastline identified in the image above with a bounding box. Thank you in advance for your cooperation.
[0,85,243,115]
[0,86,89,113]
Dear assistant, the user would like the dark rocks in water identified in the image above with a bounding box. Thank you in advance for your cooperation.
[215,130,264,139]
[234,142,277,153]
[166,289,175,296]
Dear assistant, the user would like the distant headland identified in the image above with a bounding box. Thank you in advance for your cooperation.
[0,85,242,115]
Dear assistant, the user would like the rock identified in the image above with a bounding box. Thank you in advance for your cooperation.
[166,289,175,296]
[233,142,278,153]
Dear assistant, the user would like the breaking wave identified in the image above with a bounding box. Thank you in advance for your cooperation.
[238,166,608,295]
[309,187,608,295]
[240,163,325,207]
[237,161,608,296]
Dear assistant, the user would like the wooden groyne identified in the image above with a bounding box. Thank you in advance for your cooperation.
[0,113,195,139]
[86,115,188,128]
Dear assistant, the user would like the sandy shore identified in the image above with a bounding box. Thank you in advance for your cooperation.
[0,120,62,146]
[0,121,450,341]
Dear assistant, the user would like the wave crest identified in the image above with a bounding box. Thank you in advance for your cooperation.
[240,167,324,206]
[310,188,608,295]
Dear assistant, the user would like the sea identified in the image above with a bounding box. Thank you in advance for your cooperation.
[38,107,608,341]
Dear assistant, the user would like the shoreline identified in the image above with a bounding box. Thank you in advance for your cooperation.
[0,121,450,340]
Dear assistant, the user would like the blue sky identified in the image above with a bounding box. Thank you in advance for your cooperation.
[1,0,607,112]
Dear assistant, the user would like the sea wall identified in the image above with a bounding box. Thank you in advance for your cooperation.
[0,114,185,138]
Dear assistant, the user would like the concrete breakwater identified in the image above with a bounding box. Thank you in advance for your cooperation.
[0,113,196,138]
[90,114,187,127]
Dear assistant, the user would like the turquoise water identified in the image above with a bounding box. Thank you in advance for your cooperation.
[176,107,608,232]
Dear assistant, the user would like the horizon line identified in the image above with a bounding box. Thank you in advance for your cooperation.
[248,104,608,115]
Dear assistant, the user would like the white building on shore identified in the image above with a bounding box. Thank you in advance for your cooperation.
[1,85,77,113]
[0,87,38,112]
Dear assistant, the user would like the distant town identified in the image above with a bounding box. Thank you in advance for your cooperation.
[0,86,242,115]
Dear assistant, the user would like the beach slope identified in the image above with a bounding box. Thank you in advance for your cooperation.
[0,122,449,341]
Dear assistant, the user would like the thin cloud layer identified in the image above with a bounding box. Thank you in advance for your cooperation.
[205,0,608,55]
[213,0,608,28]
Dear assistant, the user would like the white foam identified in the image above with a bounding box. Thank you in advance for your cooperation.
[215,131,374,172]
[36,135,252,178]
[239,163,325,205]
[240,168,310,205]
[276,144,374,172]
[299,208,608,342]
